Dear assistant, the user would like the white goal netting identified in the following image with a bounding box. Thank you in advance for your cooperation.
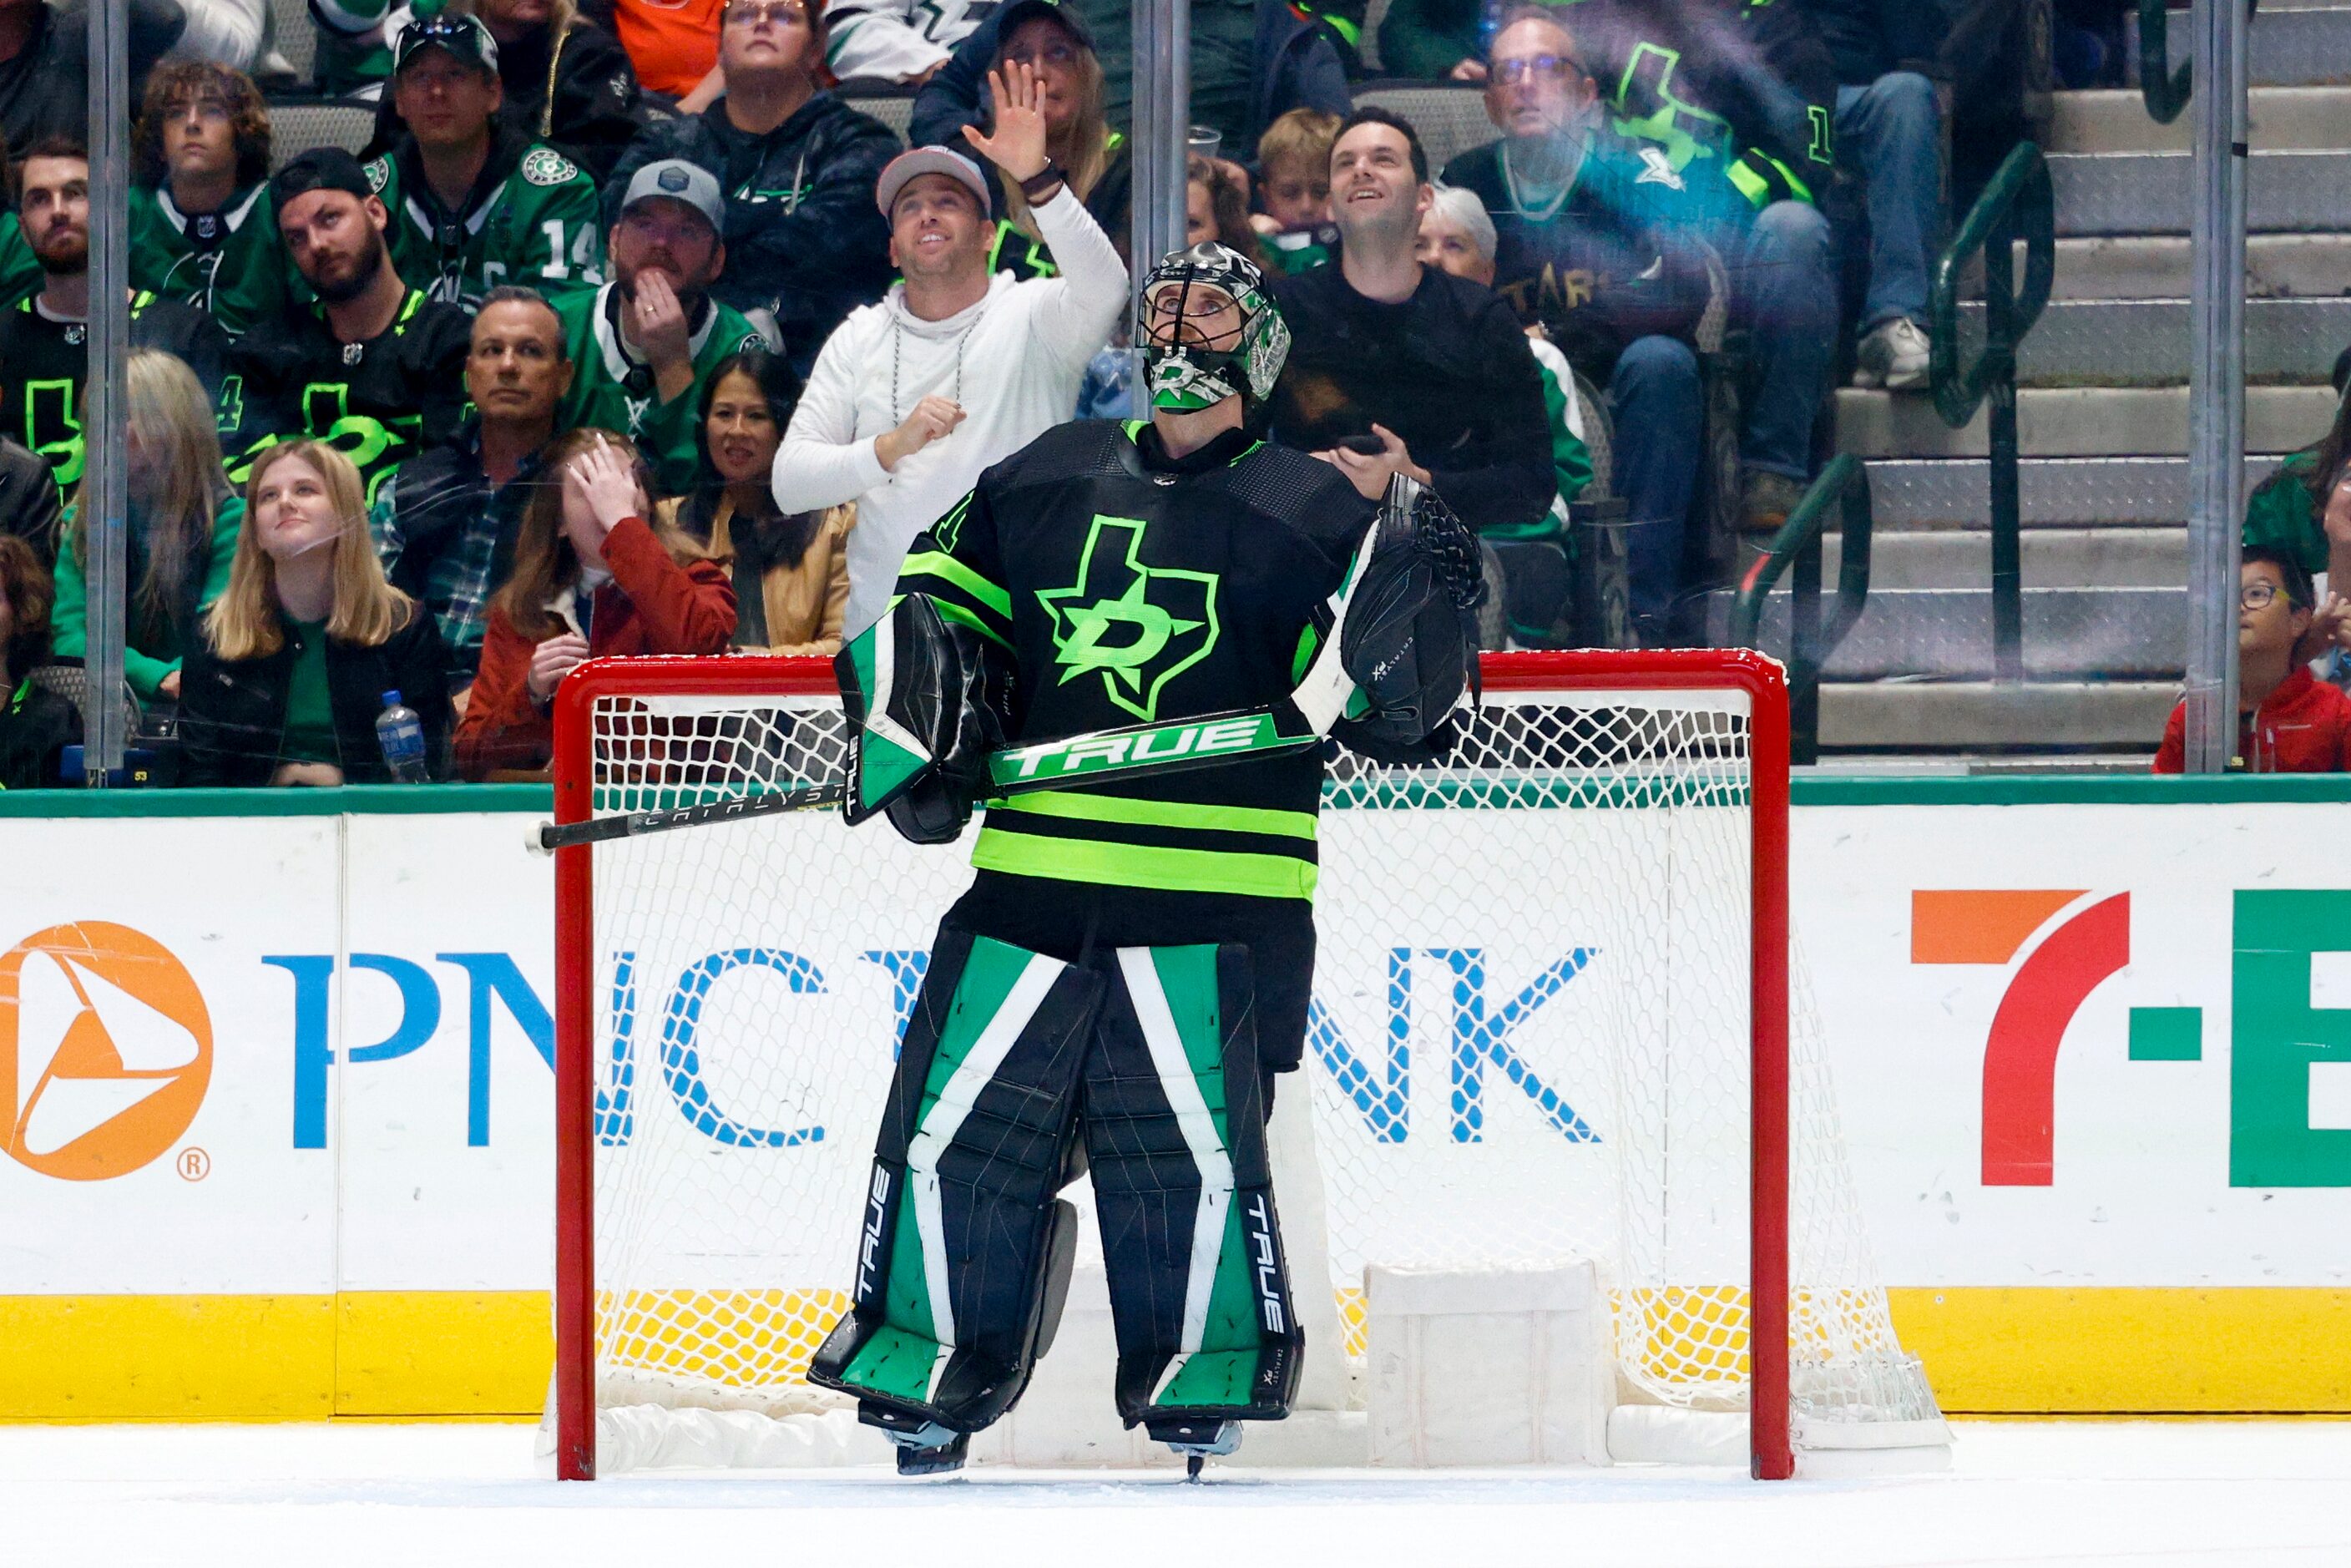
[559,659,1944,1471]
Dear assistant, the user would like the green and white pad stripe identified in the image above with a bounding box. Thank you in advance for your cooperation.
[843,614,935,816]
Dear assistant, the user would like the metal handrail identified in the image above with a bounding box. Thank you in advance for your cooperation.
[1728,456,1873,765]
[1928,141,2055,683]
[2140,0,2193,124]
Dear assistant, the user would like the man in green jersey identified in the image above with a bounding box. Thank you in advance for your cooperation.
[128,63,292,340]
[553,158,768,495]
[366,12,604,311]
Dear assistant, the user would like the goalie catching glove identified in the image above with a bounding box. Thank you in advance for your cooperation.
[1290,472,1483,763]
[836,595,1009,844]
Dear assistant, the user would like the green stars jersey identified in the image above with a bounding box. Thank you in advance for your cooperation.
[129,182,294,340]
[0,291,237,503]
[887,417,1378,904]
[0,213,39,311]
[554,282,769,497]
[367,131,605,311]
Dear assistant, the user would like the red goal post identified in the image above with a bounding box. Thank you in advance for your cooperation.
[549,650,1807,1480]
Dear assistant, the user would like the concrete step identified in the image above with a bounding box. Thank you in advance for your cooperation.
[2136,3,2351,89]
[1818,680,2177,751]
[1719,586,2182,679]
[1814,527,2188,589]
[1861,455,2286,526]
[2039,235,2351,300]
[2049,151,2351,236]
[2044,86,2351,152]
[1836,385,2333,458]
[1964,296,2351,385]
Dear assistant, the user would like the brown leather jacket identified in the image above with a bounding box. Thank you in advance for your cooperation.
[656,496,854,658]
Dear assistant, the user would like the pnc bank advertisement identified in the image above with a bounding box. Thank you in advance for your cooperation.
[3,792,2348,1414]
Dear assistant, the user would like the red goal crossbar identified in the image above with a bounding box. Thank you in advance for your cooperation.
[549,649,1792,1480]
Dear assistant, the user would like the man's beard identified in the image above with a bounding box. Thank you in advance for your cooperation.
[33,231,87,278]
[309,236,387,305]
[1336,194,1418,255]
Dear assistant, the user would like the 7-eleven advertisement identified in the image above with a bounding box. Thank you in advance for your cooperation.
[1795,802,2351,1287]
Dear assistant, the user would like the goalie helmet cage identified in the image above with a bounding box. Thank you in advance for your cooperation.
[550,649,1944,1482]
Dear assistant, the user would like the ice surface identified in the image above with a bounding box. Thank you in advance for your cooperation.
[3,1421,2347,1567]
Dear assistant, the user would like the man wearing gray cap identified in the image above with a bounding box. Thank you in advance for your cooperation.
[553,157,771,496]
[772,59,1125,637]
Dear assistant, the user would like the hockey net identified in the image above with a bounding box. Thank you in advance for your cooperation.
[549,650,1944,1478]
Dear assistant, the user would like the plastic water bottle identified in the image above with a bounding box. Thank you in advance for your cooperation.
[376,690,430,783]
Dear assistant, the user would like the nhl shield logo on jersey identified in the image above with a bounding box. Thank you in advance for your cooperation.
[1039,515,1220,723]
[522,148,580,187]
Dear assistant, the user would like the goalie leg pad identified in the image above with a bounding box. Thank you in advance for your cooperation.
[809,925,1101,1434]
[1084,942,1303,1429]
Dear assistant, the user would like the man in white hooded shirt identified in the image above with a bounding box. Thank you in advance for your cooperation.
[771,57,1126,636]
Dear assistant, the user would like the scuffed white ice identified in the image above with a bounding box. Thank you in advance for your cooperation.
[3,1420,2348,1567]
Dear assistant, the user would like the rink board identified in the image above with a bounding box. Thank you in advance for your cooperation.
[2,776,2349,1416]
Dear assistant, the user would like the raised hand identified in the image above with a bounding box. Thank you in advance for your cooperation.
[566,433,645,534]
[629,271,693,377]
[961,59,1050,183]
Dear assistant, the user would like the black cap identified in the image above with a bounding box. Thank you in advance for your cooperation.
[991,0,1095,56]
[270,147,377,210]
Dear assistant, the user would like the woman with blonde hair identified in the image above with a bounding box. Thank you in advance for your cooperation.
[52,350,245,706]
[457,427,736,779]
[179,440,453,786]
[658,347,852,655]
[973,2,1130,277]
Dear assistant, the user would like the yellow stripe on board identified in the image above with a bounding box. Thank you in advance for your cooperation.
[4,1288,2351,1419]
[1887,1288,2351,1412]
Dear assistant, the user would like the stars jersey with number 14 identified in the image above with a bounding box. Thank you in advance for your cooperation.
[892,416,1378,905]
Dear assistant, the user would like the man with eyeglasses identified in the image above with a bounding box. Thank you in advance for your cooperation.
[608,0,898,378]
[554,158,771,496]
[129,63,293,341]
[2155,550,2351,774]
[1440,9,1745,643]
[365,13,606,311]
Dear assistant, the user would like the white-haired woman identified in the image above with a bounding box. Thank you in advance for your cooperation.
[1418,182,1595,518]
[179,440,453,786]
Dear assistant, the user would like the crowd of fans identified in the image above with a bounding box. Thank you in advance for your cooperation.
[0,0,2336,786]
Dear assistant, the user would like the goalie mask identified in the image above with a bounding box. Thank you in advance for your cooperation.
[1140,243,1290,412]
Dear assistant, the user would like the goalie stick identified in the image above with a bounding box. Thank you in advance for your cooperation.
[534,473,1478,854]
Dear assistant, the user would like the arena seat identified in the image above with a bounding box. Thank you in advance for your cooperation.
[268,100,379,170]
[1351,80,1494,176]
[837,85,916,144]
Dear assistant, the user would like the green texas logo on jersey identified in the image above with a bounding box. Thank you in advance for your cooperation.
[1038,515,1220,723]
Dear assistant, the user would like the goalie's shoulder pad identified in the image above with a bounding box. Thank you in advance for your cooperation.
[835,594,1008,833]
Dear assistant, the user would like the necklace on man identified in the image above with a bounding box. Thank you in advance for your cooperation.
[890,311,976,424]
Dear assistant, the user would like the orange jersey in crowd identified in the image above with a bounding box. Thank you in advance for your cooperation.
[610,0,726,99]
[2153,665,2351,774]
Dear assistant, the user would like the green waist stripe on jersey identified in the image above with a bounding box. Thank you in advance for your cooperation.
[974,788,1321,902]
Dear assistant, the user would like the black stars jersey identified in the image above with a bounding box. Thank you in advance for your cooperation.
[0,291,235,503]
[231,286,474,504]
[887,417,1378,907]
[367,130,604,311]
[129,181,295,339]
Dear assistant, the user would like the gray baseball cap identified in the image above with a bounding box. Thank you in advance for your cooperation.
[876,145,991,219]
[619,159,726,234]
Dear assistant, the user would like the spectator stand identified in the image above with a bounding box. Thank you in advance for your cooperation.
[268,99,380,169]
[834,79,916,144]
[1728,453,1876,766]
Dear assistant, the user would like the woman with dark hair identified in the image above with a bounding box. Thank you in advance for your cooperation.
[457,427,736,778]
[0,533,78,787]
[128,63,290,340]
[179,440,453,787]
[657,348,854,655]
[1186,153,1264,267]
[2245,385,2351,595]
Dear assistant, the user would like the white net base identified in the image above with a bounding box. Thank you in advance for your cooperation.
[554,655,1948,1474]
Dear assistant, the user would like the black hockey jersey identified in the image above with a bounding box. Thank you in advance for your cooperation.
[890,417,1378,905]
[0,291,235,503]
[231,286,474,505]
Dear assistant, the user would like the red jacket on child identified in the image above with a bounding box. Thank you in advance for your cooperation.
[2153,665,2351,774]
[456,515,736,779]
